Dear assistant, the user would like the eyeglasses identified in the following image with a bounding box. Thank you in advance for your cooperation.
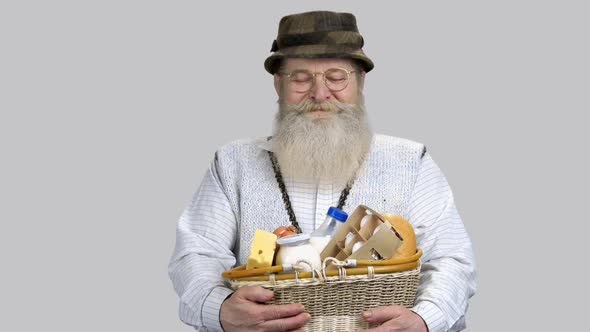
[279,67,356,93]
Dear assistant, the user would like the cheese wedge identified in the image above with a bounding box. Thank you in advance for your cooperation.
[246,229,278,269]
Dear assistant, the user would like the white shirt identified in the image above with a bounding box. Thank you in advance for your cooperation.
[168,135,476,332]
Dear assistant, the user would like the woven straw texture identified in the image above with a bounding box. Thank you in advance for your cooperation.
[228,266,420,332]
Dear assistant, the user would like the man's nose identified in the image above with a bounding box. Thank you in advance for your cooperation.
[309,76,332,103]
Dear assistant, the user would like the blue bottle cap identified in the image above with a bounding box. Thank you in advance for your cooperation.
[327,206,348,222]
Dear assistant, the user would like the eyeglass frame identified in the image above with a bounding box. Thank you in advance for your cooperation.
[278,67,357,93]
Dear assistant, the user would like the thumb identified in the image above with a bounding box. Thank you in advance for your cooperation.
[362,305,404,323]
[236,286,274,303]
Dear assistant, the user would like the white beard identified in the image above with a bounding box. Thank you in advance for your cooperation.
[271,97,373,185]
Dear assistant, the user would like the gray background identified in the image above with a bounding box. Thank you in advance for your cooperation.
[1,1,588,331]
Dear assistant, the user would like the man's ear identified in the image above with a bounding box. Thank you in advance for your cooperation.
[273,74,281,96]
[358,71,366,90]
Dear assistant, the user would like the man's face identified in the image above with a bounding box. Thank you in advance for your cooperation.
[271,58,372,184]
[274,58,363,107]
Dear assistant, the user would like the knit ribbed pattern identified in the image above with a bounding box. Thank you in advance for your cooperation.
[168,134,476,331]
[214,135,423,265]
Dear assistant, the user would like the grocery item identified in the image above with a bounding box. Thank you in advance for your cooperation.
[382,213,417,258]
[344,232,355,248]
[246,229,278,270]
[360,215,371,229]
[272,225,297,238]
[351,240,365,253]
[275,233,321,271]
[310,207,348,253]
[320,205,402,261]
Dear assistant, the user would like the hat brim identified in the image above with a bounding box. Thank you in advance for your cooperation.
[264,44,374,74]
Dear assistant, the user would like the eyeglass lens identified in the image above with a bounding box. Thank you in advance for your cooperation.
[288,68,350,93]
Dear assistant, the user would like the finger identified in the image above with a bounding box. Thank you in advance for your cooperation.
[352,323,401,332]
[351,324,391,332]
[362,305,404,323]
[238,286,274,303]
[260,312,311,331]
[259,303,306,320]
[352,328,379,332]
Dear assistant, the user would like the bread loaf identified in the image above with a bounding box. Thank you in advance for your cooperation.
[382,213,417,258]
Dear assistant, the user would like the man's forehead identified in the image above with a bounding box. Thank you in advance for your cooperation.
[282,58,355,71]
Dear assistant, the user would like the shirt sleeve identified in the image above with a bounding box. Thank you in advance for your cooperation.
[407,152,477,332]
[168,154,237,331]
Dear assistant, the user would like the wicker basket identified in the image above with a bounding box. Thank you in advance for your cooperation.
[222,249,422,332]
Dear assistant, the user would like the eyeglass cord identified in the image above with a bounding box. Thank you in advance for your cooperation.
[267,148,354,234]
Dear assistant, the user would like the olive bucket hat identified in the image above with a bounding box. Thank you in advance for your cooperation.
[264,11,374,74]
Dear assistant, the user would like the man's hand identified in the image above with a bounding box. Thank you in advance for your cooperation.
[355,305,428,332]
[220,286,311,332]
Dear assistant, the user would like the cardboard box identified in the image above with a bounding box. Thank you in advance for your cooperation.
[320,205,403,262]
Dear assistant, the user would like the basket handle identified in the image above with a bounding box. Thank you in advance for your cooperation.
[293,259,319,283]
[322,257,352,281]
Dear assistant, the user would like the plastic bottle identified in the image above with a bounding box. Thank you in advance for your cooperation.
[309,206,348,254]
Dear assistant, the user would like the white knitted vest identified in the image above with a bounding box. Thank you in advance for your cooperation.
[214,134,425,265]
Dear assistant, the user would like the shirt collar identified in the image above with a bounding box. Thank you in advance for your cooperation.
[256,136,276,152]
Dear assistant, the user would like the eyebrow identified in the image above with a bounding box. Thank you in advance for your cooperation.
[284,67,354,72]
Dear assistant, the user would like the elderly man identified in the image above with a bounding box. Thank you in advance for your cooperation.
[169,11,476,332]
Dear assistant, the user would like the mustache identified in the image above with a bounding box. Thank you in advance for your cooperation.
[282,99,354,114]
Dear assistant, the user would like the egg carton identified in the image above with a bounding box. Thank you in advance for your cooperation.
[320,205,402,262]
